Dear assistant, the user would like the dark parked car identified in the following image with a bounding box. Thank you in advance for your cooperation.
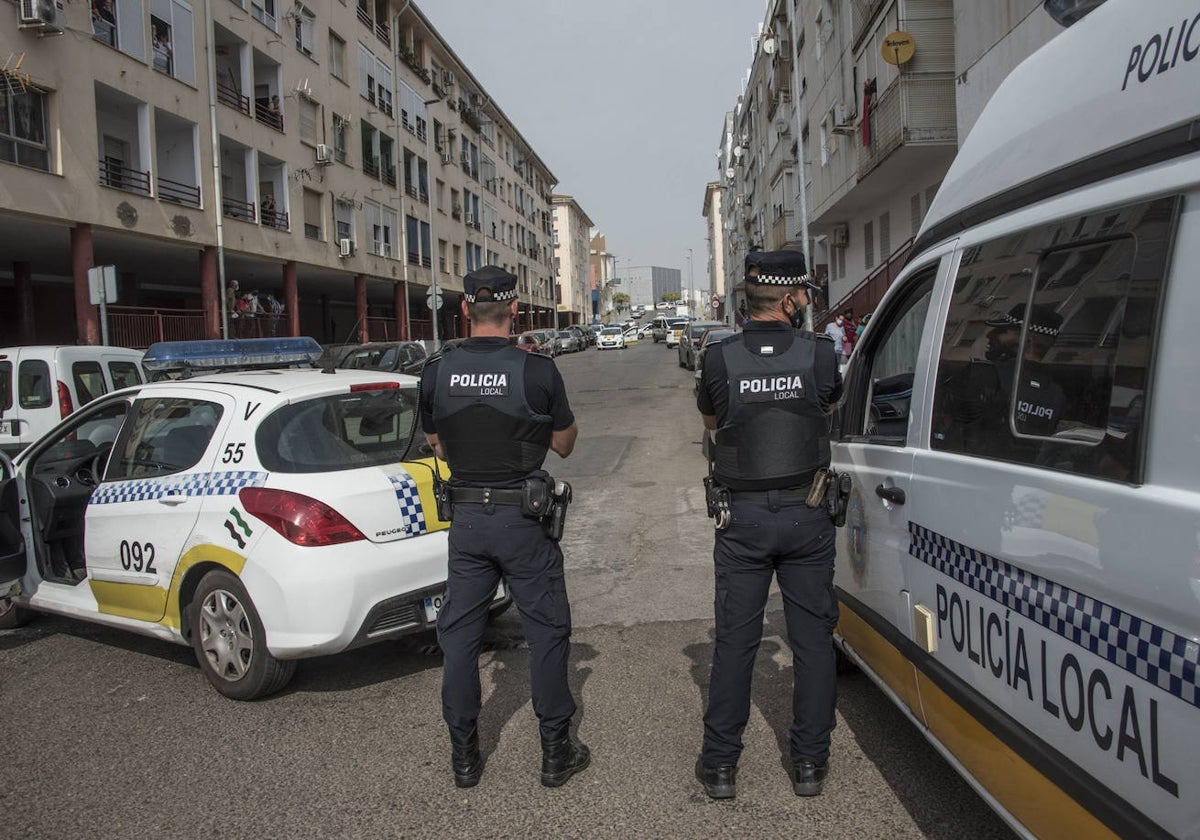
[692,327,737,395]
[336,341,428,376]
[678,321,723,370]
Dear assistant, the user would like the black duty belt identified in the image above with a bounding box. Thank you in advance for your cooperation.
[728,485,811,501]
[447,486,525,505]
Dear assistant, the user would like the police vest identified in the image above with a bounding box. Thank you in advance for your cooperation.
[432,343,553,483]
[714,332,830,487]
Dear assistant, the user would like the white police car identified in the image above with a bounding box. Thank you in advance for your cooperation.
[0,338,503,700]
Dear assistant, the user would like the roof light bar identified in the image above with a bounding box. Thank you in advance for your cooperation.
[143,337,324,376]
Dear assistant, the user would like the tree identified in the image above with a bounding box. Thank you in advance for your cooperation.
[662,291,680,304]
[612,292,631,314]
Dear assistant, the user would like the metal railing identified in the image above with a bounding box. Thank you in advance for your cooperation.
[216,79,251,115]
[363,158,380,179]
[157,176,201,207]
[356,3,371,27]
[109,306,207,349]
[375,19,390,47]
[222,196,256,221]
[815,237,913,329]
[858,73,956,179]
[260,207,289,230]
[382,166,396,187]
[254,101,284,132]
[409,318,432,340]
[366,316,397,340]
[99,159,152,196]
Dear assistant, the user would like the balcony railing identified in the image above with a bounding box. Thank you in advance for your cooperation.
[92,19,117,47]
[223,197,256,221]
[254,100,284,132]
[375,19,390,47]
[99,159,151,196]
[217,79,251,115]
[366,316,398,340]
[109,305,207,349]
[304,223,321,239]
[157,175,201,207]
[405,183,417,199]
[356,3,371,28]
[382,166,396,187]
[260,207,289,230]
[363,158,380,179]
[858,73,956,179]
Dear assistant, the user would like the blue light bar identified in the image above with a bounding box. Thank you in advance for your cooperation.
[143,337,324,374]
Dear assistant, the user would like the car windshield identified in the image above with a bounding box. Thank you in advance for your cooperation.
[256,386,420,473]
[670,321,688,329]
[601,327,622,335]
[703,329,735,345]
[557,331,572,338]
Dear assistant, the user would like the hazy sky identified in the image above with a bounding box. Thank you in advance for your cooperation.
[421,0,768,293]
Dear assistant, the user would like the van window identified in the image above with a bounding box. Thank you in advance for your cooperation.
[18,359,51,409]
[0,361,12,411]
[841,267,936,442]
[109,361,142,390]
[108,398,223,480]
[930,195,1176,482]
[72,361,108,406]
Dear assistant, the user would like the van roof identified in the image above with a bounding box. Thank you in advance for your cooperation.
[915,0,1200,257]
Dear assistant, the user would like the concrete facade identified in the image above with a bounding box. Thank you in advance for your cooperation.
[551,194,593,326]
[0,0,562,346]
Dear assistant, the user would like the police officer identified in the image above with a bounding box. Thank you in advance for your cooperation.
[694,250,843,800]
[419,265,589,790]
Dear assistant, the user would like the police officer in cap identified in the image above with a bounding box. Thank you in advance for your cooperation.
[695,249,842,800]
[419,265,589,789]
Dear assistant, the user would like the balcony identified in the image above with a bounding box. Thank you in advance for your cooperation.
[364,157,380,179]
[157,175,201,207]
[260,207,289,230]
[255,100,284,132]
[223,197,256,222]
[99,159,151,196]
[382,164,396,187]
[216,79,250,115]
[858,73,956,180]
[375,19,390,47]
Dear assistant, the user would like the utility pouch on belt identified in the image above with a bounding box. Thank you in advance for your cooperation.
[826,470,852,527]
[806,469,831,508]
[703,476,731,530]
[433,476,453,522]
[521,476,553,518]
[544,479,572,541]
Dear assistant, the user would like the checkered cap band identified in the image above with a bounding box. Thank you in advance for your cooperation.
[909,522,1200,710]
[746,272,813,286]
[464,288,518,304]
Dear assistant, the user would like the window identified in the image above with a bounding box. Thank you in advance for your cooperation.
[0,361,11,412]
[335,199,355,243]
[864,220,875,268]
[150,0,195,84]
[251,0,277,30]
[295,5,315,57]
[376,59,393,117]
[358,44,376,104]
[303,188,323,239]
[0,88,50,171]
[329,32,346,79]
[72,361,108,406]
[929,195,1177,482]
[840,267,936,442]
[382,207,398,259]
[110,398,223,479]
[93,0,147,61]
[405,215,431,265]
[109,361,143,390]
[879,211,891,260]
[150,15,172,74]
[18,359,51,409]
[298,97,318,145]
[332,114,348,162]
[910,192,922,238]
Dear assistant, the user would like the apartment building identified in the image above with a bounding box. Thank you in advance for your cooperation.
[711,0,1059,328]
[588,232,615,322]
[0,0,559,347]
[550,194,592,327]
[701,180,727,322]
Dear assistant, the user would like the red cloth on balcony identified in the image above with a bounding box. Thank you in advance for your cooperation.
[862,78,877,147]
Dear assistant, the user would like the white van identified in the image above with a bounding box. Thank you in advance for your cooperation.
[830,2,1198,838]
[0,346,145,456]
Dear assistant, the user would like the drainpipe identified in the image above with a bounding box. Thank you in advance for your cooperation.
[786,1,813,332]
[204,0,230,339]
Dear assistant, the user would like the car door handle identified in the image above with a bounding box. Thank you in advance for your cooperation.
[875,484,906,505]
[158,495,188,506]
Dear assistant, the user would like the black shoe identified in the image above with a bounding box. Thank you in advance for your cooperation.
[791,759,829,796]
[540,734,591,787]
[450,727,483,789]
[695,760,737,800]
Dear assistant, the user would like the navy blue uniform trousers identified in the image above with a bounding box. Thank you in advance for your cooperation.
[701,492,838,767]
[437,502,576,741]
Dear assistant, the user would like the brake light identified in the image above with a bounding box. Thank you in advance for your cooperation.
[349,381,400,392]
[239,487,366,546]
[57,381,73,419]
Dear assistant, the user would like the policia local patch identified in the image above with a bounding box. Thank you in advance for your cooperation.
[737,373,805,402]
[448,372,511,397]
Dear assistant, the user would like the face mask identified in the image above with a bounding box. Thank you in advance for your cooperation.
[786,297,806,329]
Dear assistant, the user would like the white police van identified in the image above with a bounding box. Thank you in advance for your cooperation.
[830,1,1199,837]
[0,338,504,700]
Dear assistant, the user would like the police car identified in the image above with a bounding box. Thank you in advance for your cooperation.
[0,338,504,700]
[829,1,1199,837]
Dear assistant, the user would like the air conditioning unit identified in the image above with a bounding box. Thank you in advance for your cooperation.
[314,144,332,165]
[440,151,453,164]
[338,238,355,257]
[19,0,62,31]
[463,212,476,226]
[831,224,849,247]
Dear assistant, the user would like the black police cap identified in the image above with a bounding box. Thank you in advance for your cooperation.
[985,303,1063,338]
[744,250,819,290]
[463,265,518,303]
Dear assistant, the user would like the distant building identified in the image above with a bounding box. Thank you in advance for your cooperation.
[589,232,616,321]
[702,181,727,322]
[620,266,679,308]
[551,195,594,326]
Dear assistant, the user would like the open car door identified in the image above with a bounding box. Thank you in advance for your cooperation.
[0,450,25,599]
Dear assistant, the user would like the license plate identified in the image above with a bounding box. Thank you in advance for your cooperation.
[0,420,12,436]
[423,581,506,623]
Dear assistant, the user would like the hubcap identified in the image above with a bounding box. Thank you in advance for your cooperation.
[198,588,253,682]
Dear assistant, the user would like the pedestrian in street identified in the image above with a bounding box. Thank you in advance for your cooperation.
[419,265,589,790]
[824,312,848,364]
[695,249,843,800]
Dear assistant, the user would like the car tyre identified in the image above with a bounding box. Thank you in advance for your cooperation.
[190,569,296,700]
[0,597,33,629]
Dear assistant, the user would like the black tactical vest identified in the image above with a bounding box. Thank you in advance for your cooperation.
[714,332,830,487]
[432,343,552,483]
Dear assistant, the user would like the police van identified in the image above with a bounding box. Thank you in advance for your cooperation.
[829,1,1199,837]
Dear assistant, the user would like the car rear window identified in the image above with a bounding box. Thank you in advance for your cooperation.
[18,359,51,409]
[109,361,143,390]
[256,386,419,473]
[72,361,108,406]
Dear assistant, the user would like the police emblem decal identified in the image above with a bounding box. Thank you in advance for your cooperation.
[736,373,804,403]
[448,372,510,397]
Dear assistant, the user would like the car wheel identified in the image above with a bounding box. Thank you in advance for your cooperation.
[0,597,33,629]
[190,569,296,700]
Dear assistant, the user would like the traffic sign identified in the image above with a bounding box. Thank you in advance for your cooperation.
[711,294,721,308]
[426,290,444,311]
[88,265,118,305]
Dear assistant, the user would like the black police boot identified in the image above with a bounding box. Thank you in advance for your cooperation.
[790,759,829,796]
[540,733,590,787]
[450,727,483,789]
[694,760,737,800]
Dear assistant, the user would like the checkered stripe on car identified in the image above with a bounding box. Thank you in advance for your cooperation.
[89,471,269,505]
[910,522,1200,710]
[388,472,428,537]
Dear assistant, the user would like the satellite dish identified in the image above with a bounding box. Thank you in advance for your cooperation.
[733,145,744,159]
[762,37,777,55]
[725,167,736,179]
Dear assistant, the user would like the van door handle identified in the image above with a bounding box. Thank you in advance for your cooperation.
[875,484,906,505]
[158,495,188,506]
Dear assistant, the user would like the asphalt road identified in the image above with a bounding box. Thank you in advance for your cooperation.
[0,338,1014,839]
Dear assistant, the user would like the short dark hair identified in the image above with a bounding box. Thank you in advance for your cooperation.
[466,298,512,327]
[744,281,801,315]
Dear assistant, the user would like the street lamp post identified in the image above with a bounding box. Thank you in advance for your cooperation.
[686,248,694,316]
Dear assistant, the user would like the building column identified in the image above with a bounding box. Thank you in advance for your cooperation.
[199,246,220,339]
[355,274,368,342]
[393,280,409,340]
[13,261,35,345]
[71,224,99,345]
[283,261,299,337]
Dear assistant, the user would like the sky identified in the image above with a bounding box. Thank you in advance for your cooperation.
[420,0,769,294]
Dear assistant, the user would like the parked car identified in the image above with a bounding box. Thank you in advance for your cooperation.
[0,337,507,700]
[596,326,626,350]
[510,333,541,353]
[1,345,146,457]
[336,341,428,376]
[568,324,594,348]
[678,321,724,370]
[555,330,582,354]
[692,327,737,395]
[664,318,692,349]
[531,329,560,356]
[650,316,674,343]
